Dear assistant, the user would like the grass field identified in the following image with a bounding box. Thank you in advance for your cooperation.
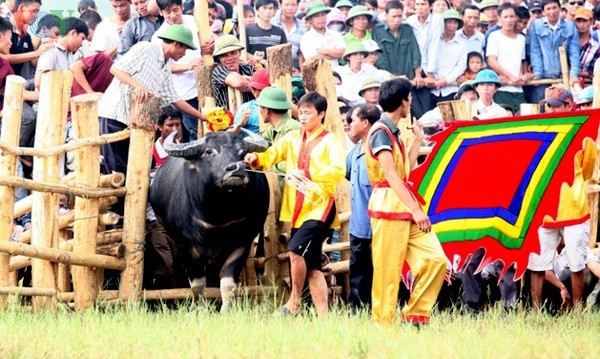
[1,300,599,359]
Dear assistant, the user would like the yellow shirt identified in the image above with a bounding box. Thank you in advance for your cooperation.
[255,126,346,228]
[543,137,597,227]
[365,118,421,221]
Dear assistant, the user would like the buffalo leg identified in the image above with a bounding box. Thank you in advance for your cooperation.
[219,246,249,312]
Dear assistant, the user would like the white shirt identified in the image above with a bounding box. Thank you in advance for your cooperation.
[430,33,468,97]
[486,31,526,93]
[91,18,121,55]
[457,28,485,56]
[300,27,346,67]
[472,100,510,120]
[336,63,391,106]
[152,15,201,101]
[406,13,443,73]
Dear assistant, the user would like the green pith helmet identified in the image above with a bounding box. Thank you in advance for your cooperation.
[255,86,293,110]
[305,1,331,19]
[442,9,464,29]
[212,34,244,57]
[359,77,381,95]
[342,42,369,61]
[158,24,197,50]
[335,0,353,9]
[345,5,373,26]
[479,0,500,11]
[472,69,501,87]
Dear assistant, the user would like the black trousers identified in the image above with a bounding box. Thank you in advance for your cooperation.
[348,234,373,309]
[99,117,129,175]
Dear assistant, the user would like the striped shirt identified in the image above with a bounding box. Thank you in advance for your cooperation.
[98,41,179,125]
[211,63,255,109]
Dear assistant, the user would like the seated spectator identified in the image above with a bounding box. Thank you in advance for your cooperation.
[362,39,382,66]
[153,106,183,167]
[470,69,510,119]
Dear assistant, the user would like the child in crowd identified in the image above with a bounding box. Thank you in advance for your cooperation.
[244,92,346,317]
[461,52,484,82]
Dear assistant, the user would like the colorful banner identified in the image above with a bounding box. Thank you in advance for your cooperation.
[411,110,600,279]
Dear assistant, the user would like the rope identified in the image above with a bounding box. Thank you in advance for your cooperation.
[245,169,326,206]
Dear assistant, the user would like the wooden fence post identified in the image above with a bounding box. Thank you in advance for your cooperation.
[194,0,216,138]
[0,75,25,307]
[267,43,293,132]
[71,93,102,310]
[31,70,72,311]
[119,96,161,303]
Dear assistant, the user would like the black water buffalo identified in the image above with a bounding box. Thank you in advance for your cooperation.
[149,129,269,310]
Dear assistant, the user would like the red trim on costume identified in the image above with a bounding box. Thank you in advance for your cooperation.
[321,197,335,222]
[367,209,414,221]
[368,122,406,158]
[542,214,591,228]
[402,314,430,324]
[291,129,329,227]
[372,181,426,206]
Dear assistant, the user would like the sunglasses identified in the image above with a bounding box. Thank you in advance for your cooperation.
[569,1,585,5]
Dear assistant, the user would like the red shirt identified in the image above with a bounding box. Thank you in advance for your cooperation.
[0,57,15,111]
[71,53,114,97]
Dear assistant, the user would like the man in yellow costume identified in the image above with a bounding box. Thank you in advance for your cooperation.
[245,92,345,317]
[365,77,447,325]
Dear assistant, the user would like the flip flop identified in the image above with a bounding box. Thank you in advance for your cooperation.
[277,306,298,317]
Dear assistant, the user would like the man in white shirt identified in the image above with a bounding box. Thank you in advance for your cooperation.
[91,0,132,58]
[428,9,468,105]
[486,3,529,112]
[300,1,346,67]
[457,5,484,55]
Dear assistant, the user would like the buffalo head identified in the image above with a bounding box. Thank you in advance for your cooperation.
[163,129,268,188]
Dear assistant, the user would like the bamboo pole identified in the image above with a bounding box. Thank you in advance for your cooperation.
[236,0,248,62]
[322,259,349,276]
[63,172,125,188]
[70,93,102,310]
[302,57,351,298]
[30,70,73,311]
[57,229,71,293]
[559,45,569,89]
[119,96,161,303]
[0,175,127,198]
[18,197,117,245]
[0,75,25,307]
[0,130,130,157]
[194,0,215,138]
[0,240,126,270]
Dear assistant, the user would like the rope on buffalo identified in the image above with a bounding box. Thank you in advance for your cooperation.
[245,169,327,206]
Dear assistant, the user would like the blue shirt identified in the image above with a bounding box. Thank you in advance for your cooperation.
[346,141,373,239]
[529,17,580,79]
[233,100,260,135]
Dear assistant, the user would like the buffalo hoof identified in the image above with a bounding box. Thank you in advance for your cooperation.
[219,277,236,313]
[191,277,206,298]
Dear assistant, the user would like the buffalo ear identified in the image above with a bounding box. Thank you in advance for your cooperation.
[164,131,206,158]
[240,128,269,153]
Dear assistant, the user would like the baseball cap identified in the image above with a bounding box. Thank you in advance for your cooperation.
[574,7,593,21]
[528,1,542,11]
[540,86,573,107]
[249,69,271,90]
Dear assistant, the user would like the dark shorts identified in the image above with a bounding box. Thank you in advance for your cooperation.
[289,203,336,271]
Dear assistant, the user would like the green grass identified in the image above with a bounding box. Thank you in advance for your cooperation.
[1,300,599,358]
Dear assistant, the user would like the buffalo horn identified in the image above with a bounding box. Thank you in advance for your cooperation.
[163,131,206,158]
[240,127,269,153]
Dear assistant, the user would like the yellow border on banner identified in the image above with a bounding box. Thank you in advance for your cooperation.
[426,125,572,238]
